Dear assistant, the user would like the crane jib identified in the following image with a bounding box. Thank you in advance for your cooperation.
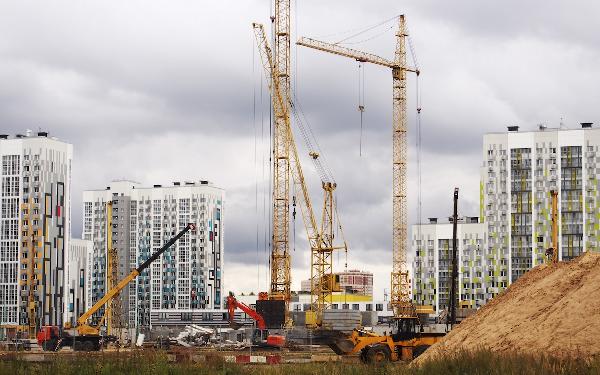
[136,223,195,273]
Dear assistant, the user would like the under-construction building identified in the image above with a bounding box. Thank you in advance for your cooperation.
[0,131,72,337]
[82,180,225,330]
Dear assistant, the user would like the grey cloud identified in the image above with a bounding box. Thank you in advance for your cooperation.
[1,1,598,297]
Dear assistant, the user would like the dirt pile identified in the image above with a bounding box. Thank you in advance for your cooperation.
[416,251,600,363]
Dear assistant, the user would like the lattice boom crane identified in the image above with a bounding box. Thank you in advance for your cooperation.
[269,0,292,320]
[254,22,347,326]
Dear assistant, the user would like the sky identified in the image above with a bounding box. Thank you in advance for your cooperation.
[0,1,599,300]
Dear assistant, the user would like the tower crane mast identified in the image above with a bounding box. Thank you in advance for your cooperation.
[297,15,420,323]
[269,0,292,318]
[254,22,346,326]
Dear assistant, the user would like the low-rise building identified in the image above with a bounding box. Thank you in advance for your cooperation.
[412,217,488,312]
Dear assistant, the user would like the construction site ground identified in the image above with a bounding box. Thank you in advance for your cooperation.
[2,348,600,375]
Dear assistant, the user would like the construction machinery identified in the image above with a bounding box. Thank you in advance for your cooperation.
[297,15,449,361]
[268,0,293,324]
[298,14,420,330]
[226,293,285,348]
[546,190,559,263]
[37,223,196,351]
[253,22,346,327]
[329,329,444,363]
[105,201,123,337]
[297,15,419,331]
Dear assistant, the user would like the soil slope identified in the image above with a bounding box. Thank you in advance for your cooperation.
[416,252,600,363]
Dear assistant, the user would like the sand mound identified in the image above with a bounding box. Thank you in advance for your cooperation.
[415,251,600,364]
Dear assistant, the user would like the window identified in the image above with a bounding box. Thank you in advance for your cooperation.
[182,312,192,321]
[352,304,360,311]
[376,304,383,311]
[342,303,349,310]
[365,304,372,311]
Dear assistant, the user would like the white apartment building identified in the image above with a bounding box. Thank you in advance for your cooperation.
[65,238,91,326]
[482,124,600,284]
[412,217,487,312]
[0,131,72,336]
[82,180,225,330]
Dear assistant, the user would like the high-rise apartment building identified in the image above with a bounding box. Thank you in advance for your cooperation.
[412,217,487,312]
[82,180,225,330]
[413,124,600,313]
[0,131,72,336]
[65,238,91,326]
[482,124,600,284]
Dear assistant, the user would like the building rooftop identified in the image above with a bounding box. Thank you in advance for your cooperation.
[85,179,222,193]
[420,216,481,225]
[485,122,596,135]
[0,130,66,142]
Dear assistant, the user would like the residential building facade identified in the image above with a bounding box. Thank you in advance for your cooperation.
[65,238,91,326]
[82,180,225,330]
[482,124,600,284]
[0,131,72,336]
[412,217,487,312]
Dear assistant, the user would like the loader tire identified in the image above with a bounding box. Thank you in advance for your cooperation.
[365,345,391,363]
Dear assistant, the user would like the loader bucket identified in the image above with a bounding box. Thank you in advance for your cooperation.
[328,338,355,355]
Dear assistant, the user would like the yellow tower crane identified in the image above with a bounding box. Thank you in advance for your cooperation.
[297,15,420,326]
[105,201,123,336]
[253,23,347,327]
[269,0,292,320]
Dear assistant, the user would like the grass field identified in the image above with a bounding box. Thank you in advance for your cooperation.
[0,350,598,375]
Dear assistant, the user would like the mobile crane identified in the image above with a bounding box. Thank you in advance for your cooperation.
[37,223,196,351]
[226,293,285,348]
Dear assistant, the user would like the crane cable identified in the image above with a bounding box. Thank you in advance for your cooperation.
[414,40,423,304]
[253,37,260,290]
[335,14,401,45]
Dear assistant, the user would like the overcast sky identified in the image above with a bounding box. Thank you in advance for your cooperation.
[1,1,599,300]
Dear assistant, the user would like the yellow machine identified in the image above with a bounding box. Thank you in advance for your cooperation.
[253,22,347,327]
[330,329,444,363]
[298,14,420,326]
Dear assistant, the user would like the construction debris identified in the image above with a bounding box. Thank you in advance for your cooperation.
[171,325,213,347]
[321,310,362,332]
[415,252,600,363]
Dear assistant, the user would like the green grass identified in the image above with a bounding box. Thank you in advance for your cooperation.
[0,350,598,375]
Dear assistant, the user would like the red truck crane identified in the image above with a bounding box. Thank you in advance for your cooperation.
[226,292,285,347]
